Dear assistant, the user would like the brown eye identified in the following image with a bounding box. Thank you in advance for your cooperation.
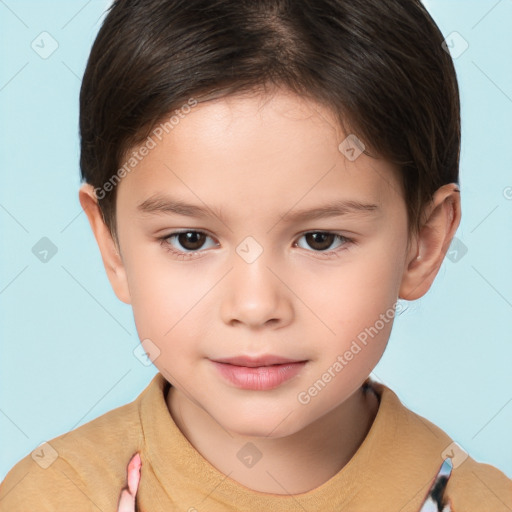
[174,231,207,251]
[160,230,217,260]
[304,232,336,251]
[295,232,352,255]
[161,230,217,257]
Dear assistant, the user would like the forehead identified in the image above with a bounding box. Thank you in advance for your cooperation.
[116,89,404,219]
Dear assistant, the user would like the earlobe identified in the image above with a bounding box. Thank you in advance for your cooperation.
[78,184,132,304]
[399,184,461,301]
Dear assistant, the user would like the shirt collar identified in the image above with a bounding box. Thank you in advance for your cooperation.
[138,372,450,511]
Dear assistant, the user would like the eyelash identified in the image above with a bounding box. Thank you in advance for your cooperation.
[157,230,355,260]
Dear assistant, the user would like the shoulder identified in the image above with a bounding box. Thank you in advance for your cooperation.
[0,390,144,511]
[372,381,512,510]
[445,455,512,511]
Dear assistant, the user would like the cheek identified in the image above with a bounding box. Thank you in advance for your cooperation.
[322,249,402,321]
[122,247,179,332]
[125,252,215,346]
[310,243,403,363]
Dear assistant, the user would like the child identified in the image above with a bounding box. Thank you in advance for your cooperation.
[1,0,511,510]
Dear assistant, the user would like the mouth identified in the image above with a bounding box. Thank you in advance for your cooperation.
[211,355,307,367]
[209,355,308,390]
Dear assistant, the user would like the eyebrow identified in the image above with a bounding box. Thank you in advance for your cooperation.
[136,193,380,223]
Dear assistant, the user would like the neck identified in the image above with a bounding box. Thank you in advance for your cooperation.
[166,382,379,494]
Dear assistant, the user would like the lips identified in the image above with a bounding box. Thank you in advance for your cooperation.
[212,355,307,367]
[211,358,308,390]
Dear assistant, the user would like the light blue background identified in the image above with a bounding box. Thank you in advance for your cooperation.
[1,0,511,482]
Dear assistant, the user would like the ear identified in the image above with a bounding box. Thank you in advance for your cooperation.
[78,183,131,304]
[399,183,461,301]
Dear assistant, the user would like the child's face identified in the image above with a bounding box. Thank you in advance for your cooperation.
[110,88,414,436]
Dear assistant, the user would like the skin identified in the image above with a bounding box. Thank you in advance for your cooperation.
[80,87,461,503]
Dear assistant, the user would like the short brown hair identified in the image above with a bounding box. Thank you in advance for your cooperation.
[79,0,460,244]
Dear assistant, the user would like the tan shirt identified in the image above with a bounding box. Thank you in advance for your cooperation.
[0,372,510,511]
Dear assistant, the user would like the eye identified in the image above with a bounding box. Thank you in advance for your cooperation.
[295,231,353,257]
[159,230,217,260]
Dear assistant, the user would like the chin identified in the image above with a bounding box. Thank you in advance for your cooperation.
[218,411,305,439]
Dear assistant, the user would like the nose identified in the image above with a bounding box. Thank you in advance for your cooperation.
[219,241,293,330]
